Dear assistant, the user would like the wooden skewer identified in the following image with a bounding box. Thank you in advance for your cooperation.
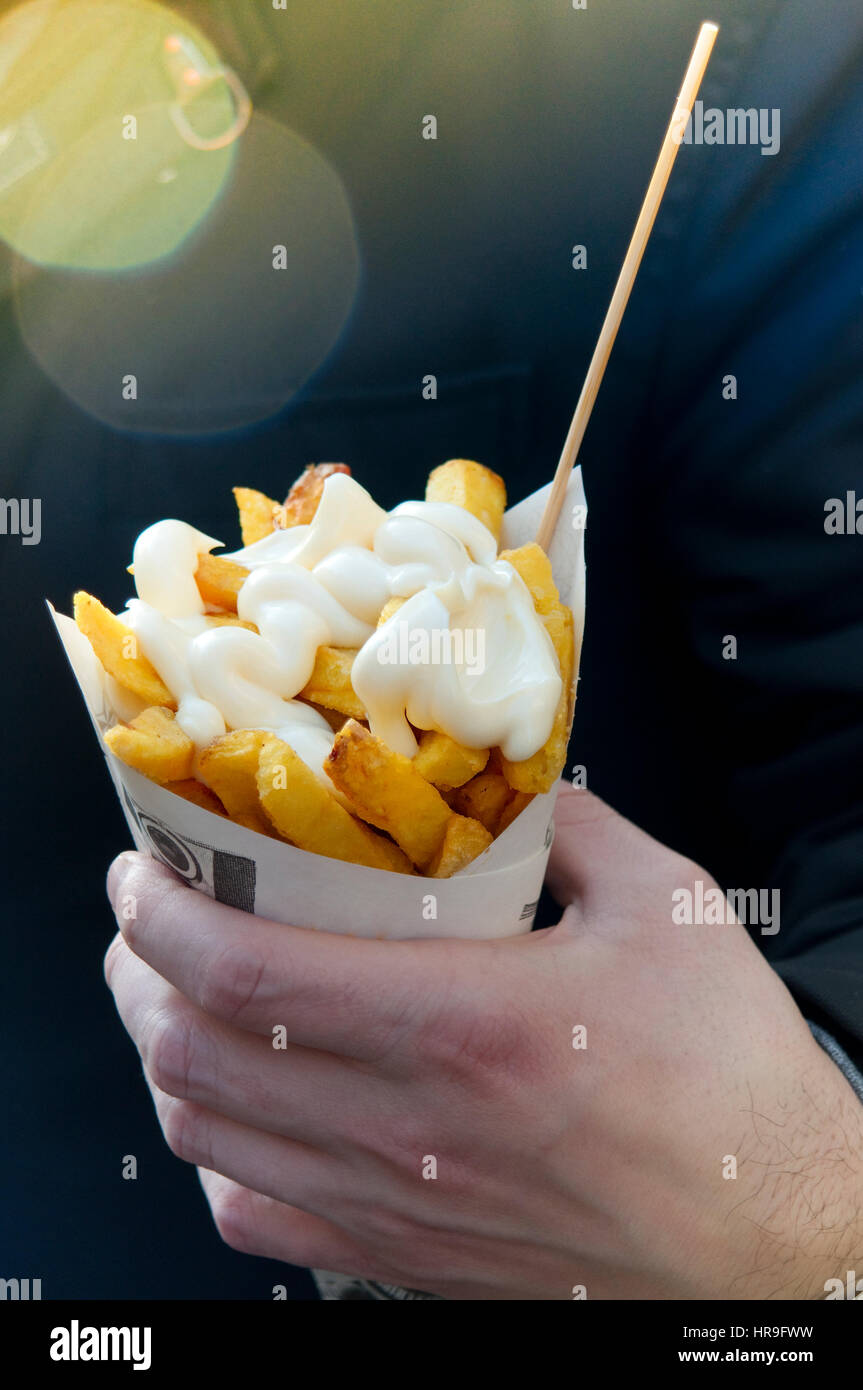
[535,21,719,552]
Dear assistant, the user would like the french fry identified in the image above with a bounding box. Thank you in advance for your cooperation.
[425,459,506,542]
[377,596,405,627]
[233,486,282,546]
[257,737,412,872]
[300,646,366,719]
[496,790,534,835]
[105,706,194,783]
[412,730,489,789]
[166,779,228,817]
[498,543,558,615]
[204,614,258,631]
[427,813,493,878]
[74,591,174,708]
[326,719,454,870]
[196,730,273,824]
[449,770,514,833]
[500,605,573,792]
[277,463,352,528]
[194,552,249,612]
[498,544,575,793]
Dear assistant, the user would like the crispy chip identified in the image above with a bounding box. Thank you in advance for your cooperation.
[300,646,366,719]
[194,553,249,612]
[412,731,489,789]
[325,719,452,871]
[74,591,174,708]
[276,463,352,528]
[427,813,493,878]
[105,706,194,783]
[233,487,282,546]
[258,736,412,872]
[425,459,506,542]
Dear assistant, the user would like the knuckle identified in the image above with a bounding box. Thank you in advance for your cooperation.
[143,1008,198,1098]
[161,1096,209,1166]
[198,943,268,1022]
[416,995,536,1089]
[199,943,266,1021]
[209,1185,259,1255]
[354,1201,418,1251]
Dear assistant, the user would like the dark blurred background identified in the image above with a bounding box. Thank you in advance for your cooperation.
[1,0,862,1298]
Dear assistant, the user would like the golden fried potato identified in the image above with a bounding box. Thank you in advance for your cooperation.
[300,646,366,719]
[326,719,452,871]
[496,790,534,835]
[501,605,573,793]
[257,737,412,872]
[498,543,558,614]
[74,591,174,708]
[204,614,258,631]
[497,543,575,793]
[449,770,514,833]
[194,553,249,612]
[105,707,194,783]
[376,596,405,627]
[166,779,227,817]
[196,730,273,823]
[233,486,282,546]
[412,731,489,789]
[427,813,493,878]
[425,459,506,542]
[277,463,352,528]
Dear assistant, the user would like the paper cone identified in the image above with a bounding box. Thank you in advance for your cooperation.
[50,469,586,941]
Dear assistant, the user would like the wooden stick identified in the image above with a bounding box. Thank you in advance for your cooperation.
[535,21,719,551]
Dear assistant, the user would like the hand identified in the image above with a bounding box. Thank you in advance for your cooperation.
[104,783,863,1299]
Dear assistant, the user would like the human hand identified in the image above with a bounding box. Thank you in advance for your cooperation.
[104,783,863,1298]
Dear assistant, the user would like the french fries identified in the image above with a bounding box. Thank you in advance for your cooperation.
[105,707,194,783]
[300,646,366,719]
[194,553,248,612]
[75,459,577,877]
[426,459,506,542]
[233,487,282,546]
[326,719,457,871]
[73,592,174,708]
[412,730,489,789]
[278,462,352,527]
[498,544,575,793]
[377,596,405,627]
[449,769,514,833]
[427,813,492,878]
[196,730,274,833]
[166,779,227,817]
[257,737,412,872]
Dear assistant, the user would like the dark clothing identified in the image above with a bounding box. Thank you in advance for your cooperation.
[1,0,861,1297]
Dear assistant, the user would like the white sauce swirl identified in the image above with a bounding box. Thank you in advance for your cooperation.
[122,473,562,780]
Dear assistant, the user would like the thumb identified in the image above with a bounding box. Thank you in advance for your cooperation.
[546,781,677,910]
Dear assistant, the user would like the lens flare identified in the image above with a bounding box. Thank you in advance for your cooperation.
[14,114,361,433]
[0,0,241,270]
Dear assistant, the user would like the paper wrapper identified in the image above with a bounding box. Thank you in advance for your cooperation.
[50,470,585,941]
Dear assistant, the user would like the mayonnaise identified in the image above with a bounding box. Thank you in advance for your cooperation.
[122,473,562,780]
